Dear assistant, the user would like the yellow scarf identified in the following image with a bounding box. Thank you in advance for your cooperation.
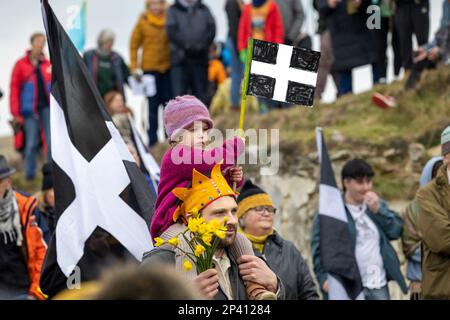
[146,13,165,27]
[240,229,273,253]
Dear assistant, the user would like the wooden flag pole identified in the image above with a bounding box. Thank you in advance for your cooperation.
[234,38,254,191]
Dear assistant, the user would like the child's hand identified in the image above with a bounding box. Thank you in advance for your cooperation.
[230,166,243,183]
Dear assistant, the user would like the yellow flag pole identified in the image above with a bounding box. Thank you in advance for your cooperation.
[238,37,254,134]
[234,38,254,191]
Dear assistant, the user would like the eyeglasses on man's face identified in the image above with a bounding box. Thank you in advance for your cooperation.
[252,206,276,214]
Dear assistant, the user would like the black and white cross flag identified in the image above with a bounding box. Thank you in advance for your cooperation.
[128,115,160,197]
[246,39,320,107]
[316,128,364,300]
[40,0,154,296]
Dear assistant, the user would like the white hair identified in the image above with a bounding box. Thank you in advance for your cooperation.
[97,29,116,48]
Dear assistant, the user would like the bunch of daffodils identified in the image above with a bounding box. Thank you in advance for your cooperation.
[154,207,228,273]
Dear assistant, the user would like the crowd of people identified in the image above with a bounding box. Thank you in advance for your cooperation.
[1,0,450,301]
[6,0,450,174]
[2,121,450,300]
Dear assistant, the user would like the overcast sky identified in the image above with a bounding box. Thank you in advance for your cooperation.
[0,0,443,138]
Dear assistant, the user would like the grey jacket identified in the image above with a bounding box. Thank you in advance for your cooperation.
[142,246,286,300]
[254,231,319,300]
[166,0,216,66]
[275,0,305,44]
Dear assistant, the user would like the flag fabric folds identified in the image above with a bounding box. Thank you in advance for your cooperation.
[40,0,154,297]
[128,115,160,197]
[315,127,364,300]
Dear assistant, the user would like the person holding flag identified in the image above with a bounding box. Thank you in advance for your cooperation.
[143,163,284,300]
[150,95,279,299]
[311,140,407,299]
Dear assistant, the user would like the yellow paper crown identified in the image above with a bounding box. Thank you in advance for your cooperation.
[172,163,238,222]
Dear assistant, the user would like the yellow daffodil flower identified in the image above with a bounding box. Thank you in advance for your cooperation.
[184,259,193,272]
[198,223,210,235]
[154,237,165,247]
[202,233,213,246]
[188,217,205,233]
[194,244,206,257]
[168,237,179,247]
[215,229,226,239]
[208,219,222,231]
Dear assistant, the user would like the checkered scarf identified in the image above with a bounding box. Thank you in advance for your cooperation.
[0,188,23,246]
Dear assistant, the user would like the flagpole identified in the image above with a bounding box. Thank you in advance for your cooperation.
[315,127,323,163]
[238,37,253,134]
[233,38,253,192]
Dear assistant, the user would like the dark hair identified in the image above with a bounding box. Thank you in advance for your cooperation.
[341,158,375,189]
[30,32,45,44]
[431,160,444,179]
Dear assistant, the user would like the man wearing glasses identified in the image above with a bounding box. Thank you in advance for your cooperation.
[236,180,318,300]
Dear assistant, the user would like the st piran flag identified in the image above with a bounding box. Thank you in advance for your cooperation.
[40,0,154,297]
[315,128,364,300]
[246,39,320,107]
[128,115,160,197]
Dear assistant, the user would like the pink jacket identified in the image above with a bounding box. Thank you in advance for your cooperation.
[150,137,245,238]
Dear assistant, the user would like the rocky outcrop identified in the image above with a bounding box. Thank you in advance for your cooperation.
[242,139,428,300]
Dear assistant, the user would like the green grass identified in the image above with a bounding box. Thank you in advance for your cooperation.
[5,66,449,201]
[215,66,450,150]
[212,65,450,201]
[12,171,42,195]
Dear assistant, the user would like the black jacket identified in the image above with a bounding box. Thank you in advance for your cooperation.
[318,0,376,71]
[255,231,319,300]
[40,230,133,298]
[225,0,242,54]
[166,0,216,66]
[142,246,286,300]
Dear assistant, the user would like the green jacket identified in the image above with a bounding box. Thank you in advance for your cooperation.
[416,165,450,299]
[311,199,408,298]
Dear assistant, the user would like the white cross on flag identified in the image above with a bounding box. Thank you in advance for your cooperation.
[246,39,321,107]
[40,0,154,297]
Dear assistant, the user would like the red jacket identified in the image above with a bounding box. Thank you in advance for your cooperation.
[10,51,51,118]
[15,191,48,300]
[237,1,284,51]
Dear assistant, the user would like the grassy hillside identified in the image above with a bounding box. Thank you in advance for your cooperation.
[3,66,449,199]
[212,66,450,200]
[214,66,450,151]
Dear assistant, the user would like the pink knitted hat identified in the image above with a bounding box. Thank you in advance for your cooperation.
[163,95,214,143]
